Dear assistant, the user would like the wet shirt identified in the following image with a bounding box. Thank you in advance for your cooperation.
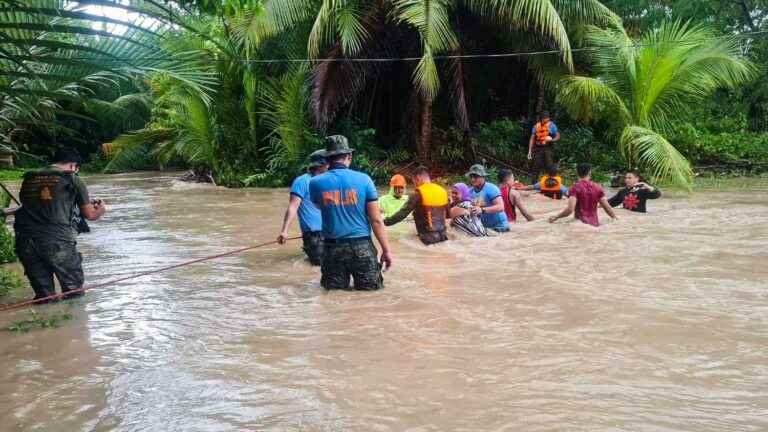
[569,179,604,226]
[14,168,90,242]
[451,201,488,237]
[608,186,661,213]
[470,182,509,230]
[384,186,450,245]
[379,189,409,218]
[309,164,378,240]
[500,185,517,222]
[289,173,322,233]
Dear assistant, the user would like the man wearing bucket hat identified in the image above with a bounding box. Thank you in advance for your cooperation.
[309,135,393,290]
[277,150,329,265]
[466,164,509,232]
[378,174,409,218]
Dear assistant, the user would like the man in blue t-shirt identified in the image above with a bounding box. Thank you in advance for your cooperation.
[277,150,328,265]
[527,110,561,176]
[466,164,509,232]
[309,135,393,290]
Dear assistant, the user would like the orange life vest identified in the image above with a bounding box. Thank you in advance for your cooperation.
[540,175,563,192]
[535,121,552,145]
[416,182,449,232]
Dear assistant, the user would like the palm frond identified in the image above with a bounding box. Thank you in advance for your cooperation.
[556,75,629,123]
[620,125,692,189]
[461,0,573,69]
[550,0,622,29]
[394,0,457,98]
[104,127,176,172]
[258,64,315,171]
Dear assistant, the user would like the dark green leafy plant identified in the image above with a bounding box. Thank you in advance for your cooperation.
[5,310,73,333]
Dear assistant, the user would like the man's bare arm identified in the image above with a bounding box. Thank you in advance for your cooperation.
[277,195,303,243]
[2,206,20,217]
[549,196,576,223]
[527,135,535,159]
[511,190,535,221]
[599,197,618,219]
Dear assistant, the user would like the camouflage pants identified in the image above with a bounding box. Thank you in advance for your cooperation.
[321,239,383,291]
[15,236,84,301]
[302,231,324,266]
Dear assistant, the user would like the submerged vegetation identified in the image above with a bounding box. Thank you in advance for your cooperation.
[0,0,767,188]
[5,309,73,332]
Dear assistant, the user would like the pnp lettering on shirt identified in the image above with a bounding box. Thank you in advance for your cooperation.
[309,165,378,240]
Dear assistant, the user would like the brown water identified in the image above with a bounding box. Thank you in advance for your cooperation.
[1,172,767,431]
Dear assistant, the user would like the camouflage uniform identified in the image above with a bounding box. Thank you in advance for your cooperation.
[302,231,324,266]
[15,238,84,299]
[321,239,382,290]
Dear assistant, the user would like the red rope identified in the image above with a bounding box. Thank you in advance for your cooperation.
[0,236,301,313]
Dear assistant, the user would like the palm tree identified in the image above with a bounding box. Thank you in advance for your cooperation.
[556,20,756,187]
[241,0,620,162]
[0,0,217,156]
[105,9,320,183]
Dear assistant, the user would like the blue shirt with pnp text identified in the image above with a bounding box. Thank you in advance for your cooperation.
[290,173,322,233]
[470,182,509,230]
[309,165,378,240]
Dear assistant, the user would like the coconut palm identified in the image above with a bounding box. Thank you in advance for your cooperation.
[556,20,756,187]
[237,0,620,162]
[0,0,217,155]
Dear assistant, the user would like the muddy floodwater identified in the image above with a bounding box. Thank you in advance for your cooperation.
[1,172,767,431]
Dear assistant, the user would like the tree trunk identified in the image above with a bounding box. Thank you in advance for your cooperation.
[418,95,432,163]
[465,130,477,162]
[535,81,545,114]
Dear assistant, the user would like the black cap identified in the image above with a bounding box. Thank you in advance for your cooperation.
[52,148,82,165]
[498,168,512,182]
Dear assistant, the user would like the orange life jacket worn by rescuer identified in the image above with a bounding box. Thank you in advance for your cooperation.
[535,121,552,145]
[415,182,449,234]
[539,175,564,199]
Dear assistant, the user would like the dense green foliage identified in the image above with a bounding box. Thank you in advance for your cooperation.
[1,0,767,187]
[557,21,756,187]
[0,266,23,299]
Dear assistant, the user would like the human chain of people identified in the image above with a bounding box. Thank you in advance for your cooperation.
[276,112,661,291]
[0,111,663,299]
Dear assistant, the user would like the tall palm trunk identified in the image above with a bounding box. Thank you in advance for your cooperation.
[419,95,432,163]
[535,81,545,114]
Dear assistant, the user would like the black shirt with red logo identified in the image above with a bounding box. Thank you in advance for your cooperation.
[608,186,661,213]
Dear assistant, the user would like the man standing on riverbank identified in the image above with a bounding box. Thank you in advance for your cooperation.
[309,135,393,290]
[14,148,106,302]
[528,110,561,176]
[277,150,329,265]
